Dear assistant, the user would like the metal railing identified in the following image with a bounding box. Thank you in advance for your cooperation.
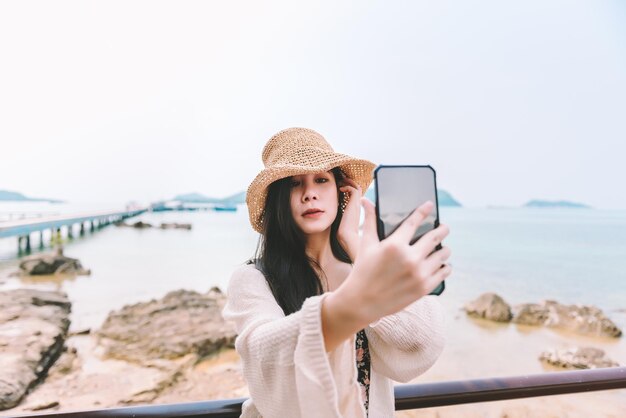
[6,367,626,417]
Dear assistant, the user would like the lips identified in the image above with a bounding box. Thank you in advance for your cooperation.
[302,208,324,216]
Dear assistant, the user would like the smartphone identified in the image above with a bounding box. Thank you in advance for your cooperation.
[373,165,445,296]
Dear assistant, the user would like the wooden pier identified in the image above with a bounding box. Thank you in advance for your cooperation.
[0,209,147,252]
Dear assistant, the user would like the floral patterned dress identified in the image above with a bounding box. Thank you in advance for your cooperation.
[355,329,371,416]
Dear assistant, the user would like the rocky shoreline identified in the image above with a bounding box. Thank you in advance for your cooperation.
[464,292,622,369]
[464,292,623,338]
[2,282,624,415]
[1,286,239,413]
[0,289,71,410]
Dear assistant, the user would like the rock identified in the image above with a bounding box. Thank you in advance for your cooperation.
[120,355,194,405]
[208,286,222,295]
[464,293,512,322]
[159,223,192,230]
[539,347,620,369]
[512,300,622,338]
[131,221,152,229]
[96,289,236,365]
[27,400,60,411]
[511,303,549,326]
[68,328,91,336]
[116,221,153,228]
[48,346,80,376]
[0,289,71,411]
[18,248,90,276]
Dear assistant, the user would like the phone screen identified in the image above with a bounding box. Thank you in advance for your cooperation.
[374,165,445,295]
[375,165,439,243]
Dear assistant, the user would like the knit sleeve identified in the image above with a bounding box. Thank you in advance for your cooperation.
[221,264,365,418]
[364,295,446,383]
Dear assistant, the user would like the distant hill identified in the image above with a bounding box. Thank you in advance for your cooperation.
[438,190,462,207]
[524,199,591,209]
[172,193,222,204]
[0,189,62,203]
[175,186,461,208]
[364,185,461,207]
[220,191,246,205]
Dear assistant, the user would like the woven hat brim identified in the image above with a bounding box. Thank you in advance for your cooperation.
[246,151,376,233]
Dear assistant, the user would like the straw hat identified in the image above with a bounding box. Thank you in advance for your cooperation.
[246,127,376,233]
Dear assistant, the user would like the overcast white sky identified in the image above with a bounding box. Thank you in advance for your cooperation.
[1,0,624,209]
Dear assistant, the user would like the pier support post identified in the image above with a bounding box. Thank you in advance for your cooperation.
[90,221,95,232]
[80,222,85,236]
[67,224,74,239]
[17,236,23,253]
[56,228,62,245]
[25,235,31,253]
[39,231,45,249]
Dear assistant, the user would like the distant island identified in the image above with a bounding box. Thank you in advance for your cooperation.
[364,186,461,207]
[175,187,462,208]
[172,192,245,205]
[0,189,62,203]
[523,199,591,209]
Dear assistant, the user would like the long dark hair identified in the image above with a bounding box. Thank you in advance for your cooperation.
[248,167,351,315]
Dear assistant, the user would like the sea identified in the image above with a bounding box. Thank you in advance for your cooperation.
[1,201,626,394]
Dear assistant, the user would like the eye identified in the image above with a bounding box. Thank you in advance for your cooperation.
[316,178,329,183]
[290,180,301,187]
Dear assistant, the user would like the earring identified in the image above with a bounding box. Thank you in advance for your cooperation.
[340,192,349,213]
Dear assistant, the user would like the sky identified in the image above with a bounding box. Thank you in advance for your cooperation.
[1,0,625,209]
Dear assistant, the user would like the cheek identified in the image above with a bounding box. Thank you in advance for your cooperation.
[289,193,299,217]
[325,188,339,209]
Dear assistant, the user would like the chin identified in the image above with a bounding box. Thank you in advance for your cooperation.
[297,220,334,236]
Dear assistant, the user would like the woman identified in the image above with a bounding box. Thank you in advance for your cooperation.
[222,127,451,418]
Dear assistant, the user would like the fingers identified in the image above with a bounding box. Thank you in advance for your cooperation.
[339,184,362,197]
[360,197,378,248]
[341,178,359,188]
[423,263,452,295]
[339,181,362,196]
[419,246,452,277]
[413,224,450,259]
[390,201,434,244]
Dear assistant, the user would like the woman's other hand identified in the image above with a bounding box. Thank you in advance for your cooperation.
[337,178,363,262]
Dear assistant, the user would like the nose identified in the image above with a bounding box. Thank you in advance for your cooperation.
[301,182,318,202]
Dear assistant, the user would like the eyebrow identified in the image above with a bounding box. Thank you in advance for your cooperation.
[293,172,330,179]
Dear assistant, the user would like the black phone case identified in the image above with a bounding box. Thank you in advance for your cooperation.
[373,165,446,296]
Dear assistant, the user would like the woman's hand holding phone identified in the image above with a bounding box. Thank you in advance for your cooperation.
[326,197,452,330]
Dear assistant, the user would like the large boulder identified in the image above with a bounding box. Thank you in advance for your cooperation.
[539,347,620,369]
[464,293,512,322]
[19,248,90,276]
[0,289,71,411]
[96,288,236,365]
[512,300,622,338]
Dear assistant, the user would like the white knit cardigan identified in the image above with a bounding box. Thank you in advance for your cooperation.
[221,263,445,418]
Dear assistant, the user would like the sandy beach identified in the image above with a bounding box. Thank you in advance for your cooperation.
[3,287,625,417]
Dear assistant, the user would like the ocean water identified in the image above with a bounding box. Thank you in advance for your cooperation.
[2,201,625,324]
[1,201,626,382]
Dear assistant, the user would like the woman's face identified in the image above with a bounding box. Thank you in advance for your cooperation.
[289,171,339,236]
